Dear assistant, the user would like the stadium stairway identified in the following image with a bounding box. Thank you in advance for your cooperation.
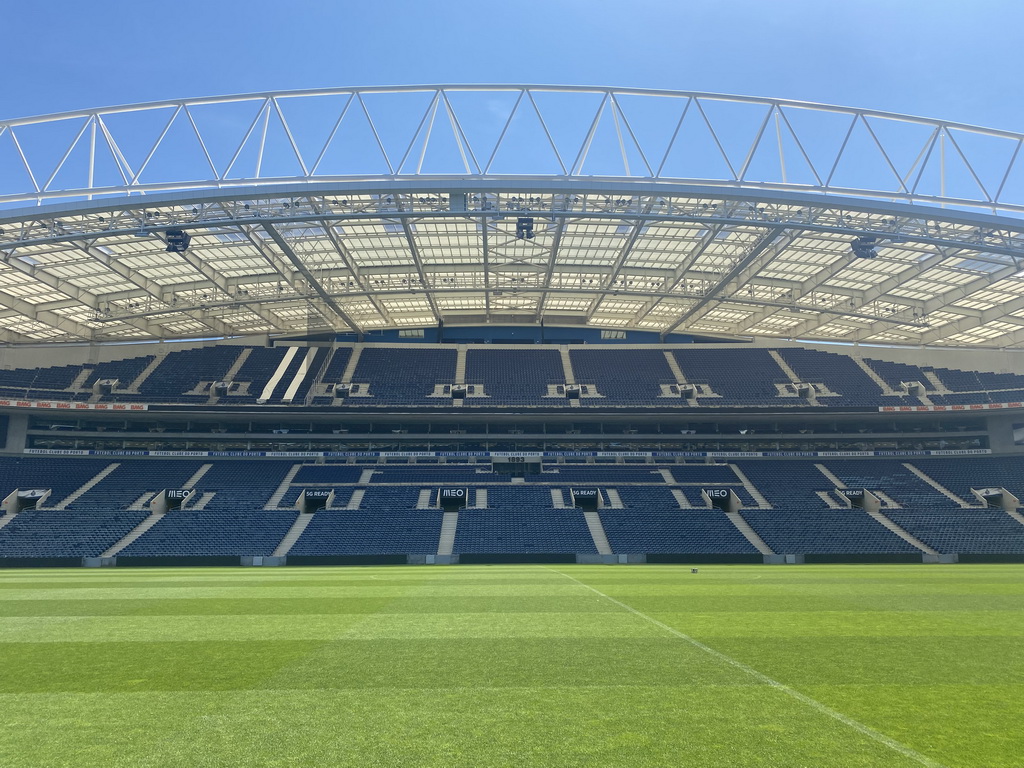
[768,350,800,383]
[182,464,213,490]
[437,511,458,555]
[864,508,938,555]
[582,510,612,554]
[52,463,121,509]
[671,489,692,508]
[0,513,16,532]
[265,464,302,509]
[724,510,774,554]
[902,463,974,507]
[662,351,687,384]
[559,347,575,383]
[728,464,772,508]
[273,514,315,557]
[854,357,898,395]
[102,512,165,557]
[815,463,845,489]
[123,351,169,394]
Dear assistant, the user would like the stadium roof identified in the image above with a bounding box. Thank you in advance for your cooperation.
[2,85,1024,347]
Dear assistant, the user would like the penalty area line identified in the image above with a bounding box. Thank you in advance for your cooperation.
[544,567,947,768]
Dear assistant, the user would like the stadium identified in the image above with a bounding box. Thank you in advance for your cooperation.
[0,85,1022,766]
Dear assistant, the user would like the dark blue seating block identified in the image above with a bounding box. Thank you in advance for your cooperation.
[0,511,148,557]
[740,510,920,554]
[120,511,299,556]
[289,510,444,555]
[884,508,1024,554]
[599,509,757,553]
[464,349,564,404]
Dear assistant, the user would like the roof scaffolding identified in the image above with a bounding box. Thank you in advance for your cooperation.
[0,86,1023,347]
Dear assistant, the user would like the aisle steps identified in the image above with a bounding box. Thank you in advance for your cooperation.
[53,463,121,509]
[437,512,459,556]
[273,514,314,557]
[725,510,774,555]
[102,512,164,557]
[583,510,612,555]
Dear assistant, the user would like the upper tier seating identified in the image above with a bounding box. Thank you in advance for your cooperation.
[674,348,786,405]
[0,344,1022,409]
[138,346,244,402]
[465,349,564,405]
[352,347,458,404]
[777,348,888,407]
[569,348,675,405]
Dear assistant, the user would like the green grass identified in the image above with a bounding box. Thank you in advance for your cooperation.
[0,565,1021,767]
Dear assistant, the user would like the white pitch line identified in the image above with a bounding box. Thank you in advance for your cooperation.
[545,567,947,768]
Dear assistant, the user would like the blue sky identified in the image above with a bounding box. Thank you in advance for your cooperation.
[3,0,1021,130]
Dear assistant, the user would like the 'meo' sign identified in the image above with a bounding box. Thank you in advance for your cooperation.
[439,488,468,508]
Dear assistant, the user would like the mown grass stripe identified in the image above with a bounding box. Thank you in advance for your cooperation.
[547,566,949,768]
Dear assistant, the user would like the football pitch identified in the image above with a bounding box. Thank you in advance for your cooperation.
[0,565,1021,767]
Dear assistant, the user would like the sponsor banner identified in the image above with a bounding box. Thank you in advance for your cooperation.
[22,448,993,459]
[0,399,147,411]
[880,401,1024,413]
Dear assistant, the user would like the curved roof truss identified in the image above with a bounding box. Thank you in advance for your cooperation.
[1,181,1024,347]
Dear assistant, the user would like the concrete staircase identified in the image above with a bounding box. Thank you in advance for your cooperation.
[922,370,952,393]
[53,463,120,509]
[222,347,252,382]
[724,510,774,555]
[101,512,164,557]
[358,469,377,484]
[1005,509,1024,528]
[68,367,92,392]
[768,350,801,382]
[605,488,624,509]
[345,489,365,509]
[182,464,212,490]
[671,489,692,509]
[473,488,488,509]
[816,491,843,509]
[865,508,938,555]
[128,492,156,511]
[852,357,898,395]
[550,489,566,508]
[815,463,845,488]
[455,346,467,382]
[437,512,459,555]
[416,489,433,509]
[265,464,302,509]
[902,463,973,507]
[729,464,772,508]
[272,513,314,557]
[125,351,169,393]
[0,514,17,532]
[190,492,215,510]
[341,346,362,384]
[583,510,612,555]
[663,351,687,383]
[559,347,575,384]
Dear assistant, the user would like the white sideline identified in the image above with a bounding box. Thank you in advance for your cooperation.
[545,567,947,768]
